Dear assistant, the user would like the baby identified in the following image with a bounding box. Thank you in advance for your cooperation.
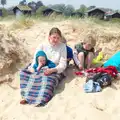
[28,51,56,73]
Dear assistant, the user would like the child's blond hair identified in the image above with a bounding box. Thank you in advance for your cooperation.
[83,34,96,47]
[61,35,67,44]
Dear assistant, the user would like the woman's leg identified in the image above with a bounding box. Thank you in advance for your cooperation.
[85,52,94,69]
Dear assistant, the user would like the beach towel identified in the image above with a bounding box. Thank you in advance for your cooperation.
[20,67,61,106]
[104,51,120,72]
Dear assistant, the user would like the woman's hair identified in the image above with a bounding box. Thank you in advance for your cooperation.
[49,27,62,37]
[83,34,96,47]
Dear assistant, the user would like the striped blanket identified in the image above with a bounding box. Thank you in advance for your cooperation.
[20,68,61,106]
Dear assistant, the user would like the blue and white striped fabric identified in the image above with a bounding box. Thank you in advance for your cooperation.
[20,68,61,106]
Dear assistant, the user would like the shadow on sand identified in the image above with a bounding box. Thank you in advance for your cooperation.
[55,64,78,95]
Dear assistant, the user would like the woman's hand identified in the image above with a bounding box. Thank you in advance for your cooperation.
[44,68,57,75]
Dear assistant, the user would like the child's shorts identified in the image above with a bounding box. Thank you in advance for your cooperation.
[66,46,73,59]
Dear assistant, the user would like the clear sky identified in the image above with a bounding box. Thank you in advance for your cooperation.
[2,0,120,10]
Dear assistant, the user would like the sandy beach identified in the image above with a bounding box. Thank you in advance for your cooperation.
[0,19,120,120]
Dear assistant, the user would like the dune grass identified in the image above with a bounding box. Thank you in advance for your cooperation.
[10,16,35,30]
[2,14,119,30]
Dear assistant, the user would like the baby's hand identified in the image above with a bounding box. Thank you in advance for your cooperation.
[38,62,43,68]
[37,63,43,71]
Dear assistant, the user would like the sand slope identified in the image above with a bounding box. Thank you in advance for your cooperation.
[0,20,120,120]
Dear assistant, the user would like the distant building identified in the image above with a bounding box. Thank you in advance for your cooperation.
[0,9,2,16]
[42,8,62,16]
[71,12,84,18]
[13,5,32,17]
[106,12,120,19]
[86,8,105,19]
[7,7,14,15]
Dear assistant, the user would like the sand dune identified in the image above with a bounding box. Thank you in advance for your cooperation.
[0,19,120,120]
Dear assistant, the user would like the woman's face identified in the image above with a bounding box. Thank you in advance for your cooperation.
[48,33,61,46]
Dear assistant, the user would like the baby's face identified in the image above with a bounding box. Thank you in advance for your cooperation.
[38,56,46,65]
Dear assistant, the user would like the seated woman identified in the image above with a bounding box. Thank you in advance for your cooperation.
[20,27,67,106]
[73,34,101,70]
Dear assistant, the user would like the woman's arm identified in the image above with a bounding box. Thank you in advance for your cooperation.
[44,44,67,75]
[44,68,57,75]
[55,44,67,73]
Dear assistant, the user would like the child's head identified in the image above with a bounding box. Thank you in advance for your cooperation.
[48,27,62,46]
[36,51,47,66]
[83,34,96,50]
[61,35,67,44]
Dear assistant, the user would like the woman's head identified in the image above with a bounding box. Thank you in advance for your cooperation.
[48,27,62,46]
[83,34,96,50]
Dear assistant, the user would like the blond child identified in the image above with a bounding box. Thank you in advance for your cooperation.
[73,34,101,70]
